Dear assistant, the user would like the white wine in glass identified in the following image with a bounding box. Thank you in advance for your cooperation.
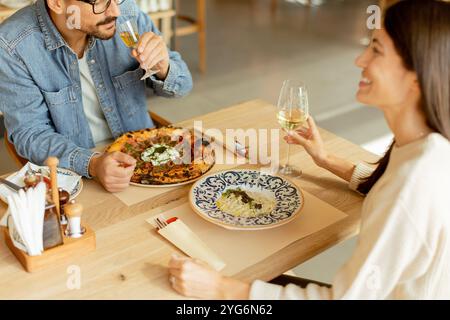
[277,80,309,178]
[277,109,308,131]
[118,20,159,80]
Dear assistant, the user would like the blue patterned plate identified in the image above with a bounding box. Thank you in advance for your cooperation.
[189,169,304,230]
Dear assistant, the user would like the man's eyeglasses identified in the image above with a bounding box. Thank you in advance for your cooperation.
[78,0,127,15]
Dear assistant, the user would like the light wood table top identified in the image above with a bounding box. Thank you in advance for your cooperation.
[0,5,17,20]
[0,99,378,299]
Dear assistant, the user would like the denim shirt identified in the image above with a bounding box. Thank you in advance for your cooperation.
[0,0,193,177]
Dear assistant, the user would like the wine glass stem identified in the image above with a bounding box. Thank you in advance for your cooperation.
[285,143,291,168]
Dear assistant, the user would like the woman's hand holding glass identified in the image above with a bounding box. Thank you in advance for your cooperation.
[283,117,329,168]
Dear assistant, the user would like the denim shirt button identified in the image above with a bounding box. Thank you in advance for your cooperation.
[90,59,96,64]
[98,84,103,89]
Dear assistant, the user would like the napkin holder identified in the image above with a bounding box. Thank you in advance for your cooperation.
[2,224,96,273]
[2,202,96,273]
[150,217,226,271]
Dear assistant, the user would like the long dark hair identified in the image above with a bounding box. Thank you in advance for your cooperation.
[357,0,450,195]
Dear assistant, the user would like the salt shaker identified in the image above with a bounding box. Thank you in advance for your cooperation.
[64,202,85,238]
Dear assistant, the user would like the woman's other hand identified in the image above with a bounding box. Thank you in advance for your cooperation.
[168,254,250,300]
[283,117,328,168]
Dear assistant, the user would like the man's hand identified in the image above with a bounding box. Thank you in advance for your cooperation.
[89,152,136,193]
[132,32,170,80]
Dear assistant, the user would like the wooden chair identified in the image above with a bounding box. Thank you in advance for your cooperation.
[175,0,207,73]
[3,111,171,168]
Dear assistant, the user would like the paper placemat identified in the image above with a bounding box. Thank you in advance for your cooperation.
[147,189,348,276]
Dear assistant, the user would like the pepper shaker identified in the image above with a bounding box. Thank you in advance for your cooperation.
[58,188,70,225]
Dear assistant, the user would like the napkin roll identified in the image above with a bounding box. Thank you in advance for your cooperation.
[158,219,226,271]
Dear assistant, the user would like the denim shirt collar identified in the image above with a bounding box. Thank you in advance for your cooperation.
[35,0,96,51]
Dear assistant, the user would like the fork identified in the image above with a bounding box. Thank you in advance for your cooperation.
[154,218,164,230]
[154,215,168,230]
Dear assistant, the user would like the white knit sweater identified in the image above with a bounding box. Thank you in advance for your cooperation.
[250,133,450,299]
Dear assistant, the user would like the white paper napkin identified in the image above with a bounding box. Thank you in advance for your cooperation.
[0,162,81,203]
[2,183,47,256]
[147,216,226,271]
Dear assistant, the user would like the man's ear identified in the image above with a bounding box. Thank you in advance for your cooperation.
[46,0,65,15]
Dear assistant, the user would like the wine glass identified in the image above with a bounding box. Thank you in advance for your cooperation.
[276,80,309,178]
[117,19,160,80]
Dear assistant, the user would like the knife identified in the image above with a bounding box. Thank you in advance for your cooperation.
[0,177,23,192]
[193,129,248,159]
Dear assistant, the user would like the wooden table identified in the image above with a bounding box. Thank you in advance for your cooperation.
[0,100,377,299]
[0,4,16,23]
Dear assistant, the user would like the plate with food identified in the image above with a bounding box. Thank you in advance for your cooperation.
[0,162,83,203]
[189,169,304,230]
[106,126,215,187]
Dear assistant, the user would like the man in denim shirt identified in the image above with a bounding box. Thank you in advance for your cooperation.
[0,0,193,192]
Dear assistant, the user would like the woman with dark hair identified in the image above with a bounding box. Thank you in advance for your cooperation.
[167,0,450,299]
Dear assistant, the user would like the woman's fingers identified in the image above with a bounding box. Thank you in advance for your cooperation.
[168,260,222,299]
[284,136,299,144]
[287,130,308,146]
[170,276,188,295]
[169,267,184,279]
[168,254,190,269]
[307,117,320,136]
[295,127,312,139]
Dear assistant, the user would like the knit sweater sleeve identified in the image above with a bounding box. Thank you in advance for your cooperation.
[348,163,374,192]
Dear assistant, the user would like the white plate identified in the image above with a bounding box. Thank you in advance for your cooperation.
[189,169,304,230]
[0,167,83,203]
[56,168,83,199]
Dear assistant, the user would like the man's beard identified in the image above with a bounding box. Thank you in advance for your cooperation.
[85,16,117,40]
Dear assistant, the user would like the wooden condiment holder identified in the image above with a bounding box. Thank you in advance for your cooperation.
[2,205,96,273]
[3,226,95,273]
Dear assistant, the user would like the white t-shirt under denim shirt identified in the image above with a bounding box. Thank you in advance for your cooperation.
[78,55,112,145]
[250,133,450,299]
